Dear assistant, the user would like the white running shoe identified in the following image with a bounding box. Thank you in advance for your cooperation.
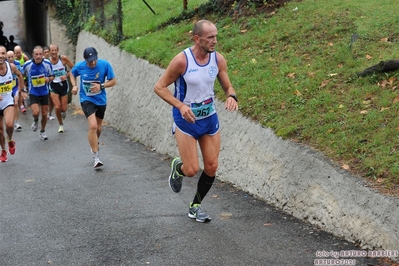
[94,157,103,168]
[40,131,48,140]
[14,123,22,131]
[58,125,64,133]
[48,114,55,120]
[31,121,38,131]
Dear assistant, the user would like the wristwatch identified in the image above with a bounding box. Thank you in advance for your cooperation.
[228,94,238,102]
[100,83,105,90]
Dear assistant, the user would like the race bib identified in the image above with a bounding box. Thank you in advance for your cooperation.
[82,80,101,96]
[190,97,215,118]
[31,74,46,87]
[0,81,13,94]
[54,68,66,78]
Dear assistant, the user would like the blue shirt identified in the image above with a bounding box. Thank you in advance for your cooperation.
[71,59,115,106]
[23,59,54,96]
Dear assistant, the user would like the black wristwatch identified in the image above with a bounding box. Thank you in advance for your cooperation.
[228,94,238,102]
[100,83,105,90]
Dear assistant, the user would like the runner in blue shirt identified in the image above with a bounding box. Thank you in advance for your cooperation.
[70,47,116,168]
[22,45,54,140]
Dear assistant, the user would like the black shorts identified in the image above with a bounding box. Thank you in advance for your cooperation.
[49,80,69,96]
[81,101,106,119]
[30,94,49,106]
[0,105,13,116]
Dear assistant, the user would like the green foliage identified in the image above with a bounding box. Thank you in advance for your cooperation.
[47,0,92,45]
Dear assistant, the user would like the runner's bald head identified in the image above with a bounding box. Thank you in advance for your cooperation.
[192,20,214,37]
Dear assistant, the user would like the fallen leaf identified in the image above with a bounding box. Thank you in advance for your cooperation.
[341,164,350,170]
[328,42,334,46]
[320,79,329,88]
[219,212,232,220]
[240,29,247,33]
[394,96,399,103]
[380,37,389,42]
[287,72,296,79]
[72,109,84,115]
[294,89,302,96]
[360,110,368,114]
[380,107,389,112]
[329,73,338,77]
[251,58,257,64]
[366,54,372,60]
[211,194,219,198]
[338,104,344,108]
[263,223,273,226]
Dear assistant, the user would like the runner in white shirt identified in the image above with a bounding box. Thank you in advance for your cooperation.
[0,45,26,162]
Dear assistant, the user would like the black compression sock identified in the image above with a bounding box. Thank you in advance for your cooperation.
[192,171,215,205]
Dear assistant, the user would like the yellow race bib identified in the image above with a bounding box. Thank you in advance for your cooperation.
[0,81,13,94]
[31,74,46,87]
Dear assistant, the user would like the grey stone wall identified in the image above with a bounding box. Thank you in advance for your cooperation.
[70,31,399,252]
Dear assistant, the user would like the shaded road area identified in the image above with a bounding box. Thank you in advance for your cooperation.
[0,106,381,265]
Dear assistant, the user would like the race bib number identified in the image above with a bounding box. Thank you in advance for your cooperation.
[0,81,13,94]
[190,97,215,118]
[54,68,66,78]
[31,74,46,87]
[82,80,100,96]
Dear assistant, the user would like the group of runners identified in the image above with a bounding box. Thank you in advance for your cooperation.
[0,44,74,163]
[1,19,239,222]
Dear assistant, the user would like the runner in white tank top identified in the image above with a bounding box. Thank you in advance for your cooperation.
[0,45,26,162]
[48,43,74,133]
[154,20,238,223]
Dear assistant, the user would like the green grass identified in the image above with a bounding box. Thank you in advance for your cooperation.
[95,0,399,187]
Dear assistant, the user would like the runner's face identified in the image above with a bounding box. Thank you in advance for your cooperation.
[7,52,15,63]
[87,60,97,68]
[14,49,22,59]
[198,24,218,53]
[49,46,58,58]
[33,48,43,63]
[0,47,6,64]
[44,49,50,59]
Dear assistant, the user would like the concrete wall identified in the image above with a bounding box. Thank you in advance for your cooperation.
[69,31,399,252]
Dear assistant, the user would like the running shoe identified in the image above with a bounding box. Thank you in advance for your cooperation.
[8,140,16,155]
[40,131,48,140]
[169,157,183,193]
[188,203,211,223]
[61,112,66,120]
[93,157,103,168]
[14,122,22,131]
[0,150,7,162]
[31,121,38,131]
[58,125,64,133]
[20,105,26,113]
[48,114,55,120]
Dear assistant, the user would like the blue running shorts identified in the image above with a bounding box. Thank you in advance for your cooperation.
[173,112,219,140]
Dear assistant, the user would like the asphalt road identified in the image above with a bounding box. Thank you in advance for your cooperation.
[0,105,382,266]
